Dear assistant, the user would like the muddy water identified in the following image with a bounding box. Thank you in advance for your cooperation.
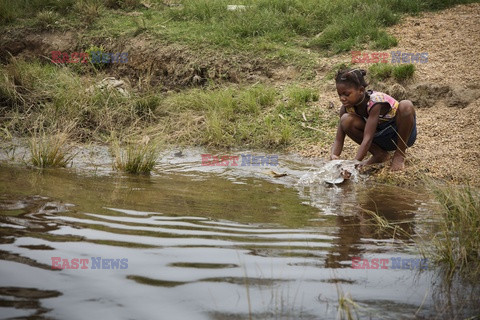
[0,150,478,319]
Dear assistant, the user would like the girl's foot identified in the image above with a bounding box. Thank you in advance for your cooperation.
[390,152,405,171]
[364,150,390,166]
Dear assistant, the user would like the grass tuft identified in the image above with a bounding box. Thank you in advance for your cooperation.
[35,10,60,30]
[75,0,104,23]
[112,136,159,174]
[429,183,480,276]
[85,45,107,69]
[368,63,394,81]
[29,128,75,168]
[371,31,398,49]
[392,63,415,81]
[368,63,415,82]
[104,0,141,10]
[287,86,319,105]
[361,208,412,240]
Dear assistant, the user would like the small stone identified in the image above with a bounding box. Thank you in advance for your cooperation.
[192,75,202,84]
[227,5,247,11]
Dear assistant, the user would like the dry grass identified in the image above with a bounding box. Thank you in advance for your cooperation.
[29,127,75,168]
[428,183,480,277]
[112,136,159,174]
[336,285,359,320]
[35,10,59,30]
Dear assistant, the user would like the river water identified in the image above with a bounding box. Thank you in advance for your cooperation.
[0,148,478,319]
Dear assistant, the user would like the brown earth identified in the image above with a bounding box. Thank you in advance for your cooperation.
[298,3,480,186]
[0,30,276,90]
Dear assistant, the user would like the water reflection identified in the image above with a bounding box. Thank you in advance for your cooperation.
[320,185,419,269]
[0,162,479,319]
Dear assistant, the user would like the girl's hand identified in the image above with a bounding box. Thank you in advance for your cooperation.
[330,154,340,160]
[355,160,368,169]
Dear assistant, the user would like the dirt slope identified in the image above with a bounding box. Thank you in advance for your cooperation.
[393,3,480,185]
[300,3,480,185]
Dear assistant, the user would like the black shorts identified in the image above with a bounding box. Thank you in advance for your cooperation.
[372,117,417,151]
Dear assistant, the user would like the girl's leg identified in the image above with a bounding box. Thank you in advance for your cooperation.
[391,100,416,171]
[340,113,389,164]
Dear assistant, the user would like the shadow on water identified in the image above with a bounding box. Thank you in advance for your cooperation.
[0,152,479,319]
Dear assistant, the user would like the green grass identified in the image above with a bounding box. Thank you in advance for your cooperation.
[34,10,60,30]
[0,58,335,150]
[368,63,394,80]
[151,0,476,53]
[430,184,480,276]
[103,0,141,10]
[368,63,415,82]
[3,0,475,54]
[0,58,145,141]
[159,84,283,147]
[286,86,319,104]
[155,84,332,149]
[84,44,107,70]
[392,63,416,81]
[74,0,104,24]
[0,0,74,25]
[1,0,476,82]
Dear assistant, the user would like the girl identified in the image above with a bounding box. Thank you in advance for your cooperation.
[330,68,416,171]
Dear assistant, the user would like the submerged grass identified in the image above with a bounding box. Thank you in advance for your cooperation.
[361,208,411,240]
[429,183,480,276]
[363,173,480,279]
[336,284,359,320]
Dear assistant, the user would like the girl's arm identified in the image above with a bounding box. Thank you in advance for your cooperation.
[330,106,346,160]
[355,104,381,161]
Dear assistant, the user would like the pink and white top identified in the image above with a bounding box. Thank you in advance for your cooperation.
[346,90,399,123]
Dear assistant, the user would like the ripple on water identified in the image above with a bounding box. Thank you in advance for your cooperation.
[0,162,479,319]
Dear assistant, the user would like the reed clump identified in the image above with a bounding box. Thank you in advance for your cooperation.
[429,183,480,276]
[112,136,159,174]
[29,128,75,168]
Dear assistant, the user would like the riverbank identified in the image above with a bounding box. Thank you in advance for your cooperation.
[1,1,479,186]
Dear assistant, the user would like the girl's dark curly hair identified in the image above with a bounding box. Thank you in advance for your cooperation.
[335,68,368,88]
